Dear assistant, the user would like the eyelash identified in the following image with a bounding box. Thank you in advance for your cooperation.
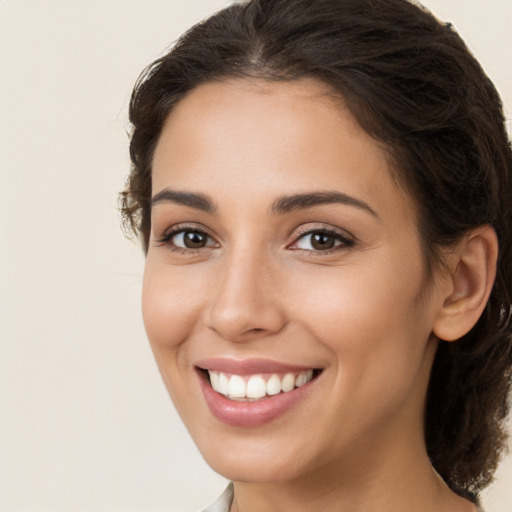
[155,224,355,254]
[289,226,355,254]
[155,224,217,254]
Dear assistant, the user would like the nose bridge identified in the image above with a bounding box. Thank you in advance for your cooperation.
[205,237,285,341]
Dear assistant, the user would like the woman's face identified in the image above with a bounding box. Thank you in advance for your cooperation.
[143,79,448,484]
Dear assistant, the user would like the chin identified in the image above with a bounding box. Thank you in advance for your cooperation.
[194,433,310,484]
[205,453,300,484]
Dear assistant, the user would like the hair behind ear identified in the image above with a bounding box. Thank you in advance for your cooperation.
[426,227,511,499]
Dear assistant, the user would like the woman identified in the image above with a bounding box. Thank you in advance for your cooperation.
[120,0,512,510]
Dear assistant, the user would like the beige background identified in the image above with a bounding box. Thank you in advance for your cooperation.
[0,0,510,510]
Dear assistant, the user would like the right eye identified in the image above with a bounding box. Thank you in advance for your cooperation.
[157,227,218,251]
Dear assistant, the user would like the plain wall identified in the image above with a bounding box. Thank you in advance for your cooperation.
[0,1,510,511]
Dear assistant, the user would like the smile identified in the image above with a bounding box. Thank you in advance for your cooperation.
[208,370,315,401]
[195,359,323,427]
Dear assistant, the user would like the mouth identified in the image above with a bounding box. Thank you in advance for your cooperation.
[200,368,322,401]
[195,359,323,427]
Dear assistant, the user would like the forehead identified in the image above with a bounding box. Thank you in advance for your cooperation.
[151,78,415,224]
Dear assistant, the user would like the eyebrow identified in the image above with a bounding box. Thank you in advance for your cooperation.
[150,188,378,218]
[271,191,379,218]
[151,188,217,213]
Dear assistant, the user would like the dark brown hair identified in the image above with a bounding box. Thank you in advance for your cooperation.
[120,0,512,501]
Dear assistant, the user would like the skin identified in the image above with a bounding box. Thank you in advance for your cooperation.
[143,78,482,511]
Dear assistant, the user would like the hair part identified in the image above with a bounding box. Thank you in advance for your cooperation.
[120,0,512,500]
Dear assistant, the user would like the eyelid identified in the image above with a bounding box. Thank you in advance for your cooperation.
[154,223,219,249]
[153,222,354,254]
[287,224,355,252]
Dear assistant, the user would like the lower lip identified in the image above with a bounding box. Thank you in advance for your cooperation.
[198,371,317,428]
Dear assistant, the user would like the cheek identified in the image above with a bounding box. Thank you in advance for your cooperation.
[285,263,434,441]
[141,261,210,413]
[286,252,430,365]
[141,261,204,352]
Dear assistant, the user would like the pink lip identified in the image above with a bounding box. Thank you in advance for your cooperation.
[195,357,315,375]
[196,359,320,428]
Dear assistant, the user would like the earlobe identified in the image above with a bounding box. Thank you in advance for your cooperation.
[433,225,498,342]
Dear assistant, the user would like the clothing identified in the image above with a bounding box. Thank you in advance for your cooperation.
[201,484,485,512]
[202,483,234,512]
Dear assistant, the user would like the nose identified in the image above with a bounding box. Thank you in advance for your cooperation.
[204,249,287,342]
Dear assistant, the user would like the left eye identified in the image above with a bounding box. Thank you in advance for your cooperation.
[292,231,350,251]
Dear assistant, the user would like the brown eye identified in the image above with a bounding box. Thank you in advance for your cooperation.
[182,231,208,248]
[310,232,336,250]
[291,229,354,252]
[165,229,216,250]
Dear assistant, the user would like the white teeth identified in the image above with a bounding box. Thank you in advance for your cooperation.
[266,374,282,396]
[281,373,295,392]
[295,373,307,387]
[218,372,229,395]
[228,375,246,398]
[246,375,267,399]
[207,369,317,400]
[210,371,220,390]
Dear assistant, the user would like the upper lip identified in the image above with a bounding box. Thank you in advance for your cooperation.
[195,357,318,375]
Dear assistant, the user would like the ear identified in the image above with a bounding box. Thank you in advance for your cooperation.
[433,225,498,342]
